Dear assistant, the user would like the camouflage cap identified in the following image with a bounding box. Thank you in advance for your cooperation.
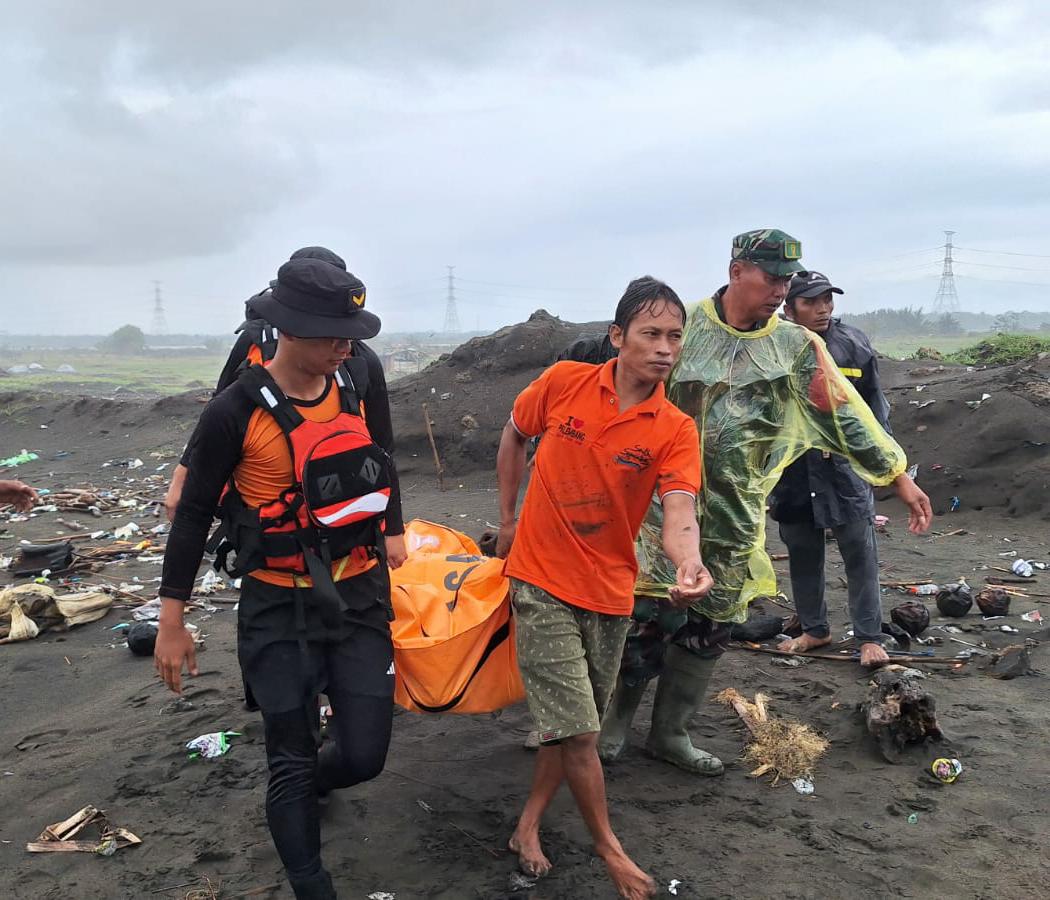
[731,228,804,276]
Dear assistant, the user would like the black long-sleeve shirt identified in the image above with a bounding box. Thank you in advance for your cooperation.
[162,344,403,602]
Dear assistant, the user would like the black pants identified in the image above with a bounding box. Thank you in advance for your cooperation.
[239,571,394,882]
[778,517,883,645]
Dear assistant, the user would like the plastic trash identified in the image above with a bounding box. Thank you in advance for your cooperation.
[931,758,963,784]
[949,496,961,512]
[669,880,683,896]
[186,731,241,759]
[197,569,226,595]
[791,778,815,795]
[906,464,919,479]
[907,813,919,824]
[907,583,939,596]
[132,597,163,621]
[1011,559,1034,578]
[891,601,930,636]
[1021,610,1043,624]
[0,450,39,468]
[936,582,973,617]
[113,522,141,541]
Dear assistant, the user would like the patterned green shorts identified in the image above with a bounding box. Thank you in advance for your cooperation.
[511,579,631,744]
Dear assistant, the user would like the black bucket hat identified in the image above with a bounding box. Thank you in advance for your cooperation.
[249,258,380,340]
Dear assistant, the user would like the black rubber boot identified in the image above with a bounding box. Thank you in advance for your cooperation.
[597,678,648,763]
[645,645,724,776]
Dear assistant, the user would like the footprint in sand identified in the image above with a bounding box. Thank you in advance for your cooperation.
[15,729,68,751]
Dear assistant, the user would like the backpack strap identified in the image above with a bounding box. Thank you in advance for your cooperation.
[237,316,280,364]
[237,364,304,435]
[335,355,368,417]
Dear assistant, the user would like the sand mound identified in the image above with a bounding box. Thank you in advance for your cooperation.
[388,310,607,476]
[880,355,1050,519]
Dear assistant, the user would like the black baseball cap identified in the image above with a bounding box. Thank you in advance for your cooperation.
[787,270,844,302]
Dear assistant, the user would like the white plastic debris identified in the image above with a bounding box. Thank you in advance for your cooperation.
[1000,625,1020,634]
[368,893,396,900]
[113,522,141,540]
[186,731,240,759]
[132,597,162,621]
[669,879,683,895]
[1011,558,1034,578]
[127,458,144,469]
[1021,610,1043,624]
[197,569,226,595]
[791,778,815,795]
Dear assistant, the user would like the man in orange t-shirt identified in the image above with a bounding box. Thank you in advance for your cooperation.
[496,276,712,900]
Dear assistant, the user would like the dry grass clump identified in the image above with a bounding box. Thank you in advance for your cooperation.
[715,688,829,783]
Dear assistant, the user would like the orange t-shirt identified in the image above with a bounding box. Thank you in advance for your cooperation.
[504,359,700,615]
[234,376,375,587]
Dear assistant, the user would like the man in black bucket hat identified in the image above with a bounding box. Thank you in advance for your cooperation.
[155,257,403,899]
[164,247,396,535]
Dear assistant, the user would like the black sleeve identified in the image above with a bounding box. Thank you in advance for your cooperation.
[859,354,893,435]
[215,331,255,393]
[178,332,254,466]
[161,388,252,601]
[359,343,404,536]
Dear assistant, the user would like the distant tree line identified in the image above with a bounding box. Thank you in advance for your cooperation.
[840,307,1050,338]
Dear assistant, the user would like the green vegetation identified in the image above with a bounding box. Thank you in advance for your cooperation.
[100,324,147,354]
[944,333,1050,366]
[868,333,990,359]
[0,350,227,395]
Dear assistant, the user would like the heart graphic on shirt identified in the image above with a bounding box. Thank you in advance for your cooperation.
[572,418,584,429]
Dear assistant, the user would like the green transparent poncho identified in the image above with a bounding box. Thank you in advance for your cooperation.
[636,297,906,622]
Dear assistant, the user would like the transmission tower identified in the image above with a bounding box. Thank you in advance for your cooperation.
[932,231,959,314]
[151,280,168,335]
[443,265,461,334]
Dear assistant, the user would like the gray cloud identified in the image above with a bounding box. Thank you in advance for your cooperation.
[1,0,1048,334]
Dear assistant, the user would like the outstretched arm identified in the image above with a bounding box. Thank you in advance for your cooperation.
[660,492,713,607]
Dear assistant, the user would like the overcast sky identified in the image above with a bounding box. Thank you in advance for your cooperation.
[3,1,1049,336]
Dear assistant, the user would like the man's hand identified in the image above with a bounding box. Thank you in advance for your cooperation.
[496,520,517,559]
[0,480,38,512]
[385,533,408,569]
[668,556,713,609]
[893,474,933,534]
[154,599,199,694]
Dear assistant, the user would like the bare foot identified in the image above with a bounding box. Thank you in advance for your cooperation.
[601,850,656,900]
[508,830,551,877]
[777,633,832,653]
[859,642,890,668]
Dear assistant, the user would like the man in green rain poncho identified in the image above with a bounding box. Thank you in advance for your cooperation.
[599,229,932,775]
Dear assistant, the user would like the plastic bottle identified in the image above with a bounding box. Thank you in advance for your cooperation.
[907,583,939,595]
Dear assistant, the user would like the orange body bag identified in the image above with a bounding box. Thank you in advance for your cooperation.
[390,521,524,714]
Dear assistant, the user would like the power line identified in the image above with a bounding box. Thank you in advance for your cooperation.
[955,273,1050,288]
[954,246,1050,260]
[456,277,593,294]
[954,259,1050,273]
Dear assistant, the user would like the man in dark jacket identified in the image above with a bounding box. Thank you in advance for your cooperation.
[769,270,897,667]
